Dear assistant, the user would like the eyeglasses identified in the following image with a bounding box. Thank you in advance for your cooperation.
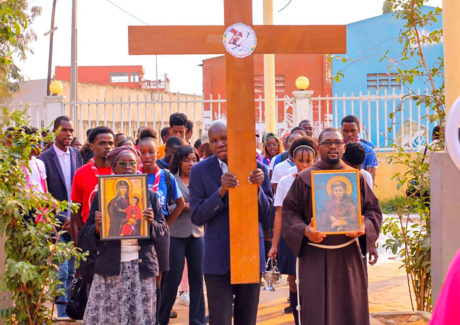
[266,142,279,148]
[117,161,136,168]
[319,140,344,147]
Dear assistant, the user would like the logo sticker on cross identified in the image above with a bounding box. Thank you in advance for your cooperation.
[223,23,257,58]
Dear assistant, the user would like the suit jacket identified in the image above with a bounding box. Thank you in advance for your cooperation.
[189,155,273,275]
[80,190,169,279]
[39,145,83,222]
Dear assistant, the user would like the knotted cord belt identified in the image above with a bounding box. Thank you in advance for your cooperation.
[308,237,358,249]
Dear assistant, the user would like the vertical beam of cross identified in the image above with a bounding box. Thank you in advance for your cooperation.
[224,0,260,284]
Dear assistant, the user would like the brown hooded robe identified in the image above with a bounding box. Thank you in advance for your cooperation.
[282,160,382,325]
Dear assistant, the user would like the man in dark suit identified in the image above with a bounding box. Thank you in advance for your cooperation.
[39,115,83,318]
[189,120,273,325]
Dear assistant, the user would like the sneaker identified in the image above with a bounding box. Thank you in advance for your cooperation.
[170,310,178,318]
[178,291,190,306]
[284,306,292,314]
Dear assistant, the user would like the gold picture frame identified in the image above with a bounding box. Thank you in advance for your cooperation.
[311,170,362,234]
[98,174,149,240]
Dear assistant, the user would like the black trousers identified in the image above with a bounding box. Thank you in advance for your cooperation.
[204,273,260,325]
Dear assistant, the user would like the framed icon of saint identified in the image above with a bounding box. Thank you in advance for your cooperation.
[98,174,149,240]
[311,170,362,234]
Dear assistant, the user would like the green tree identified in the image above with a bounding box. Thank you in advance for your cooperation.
[0,1,41,95]
[0,114,85,323]
[0,1,86,323]
[383,0,393,14]
[382,0,443,312]
[330,0,442,312]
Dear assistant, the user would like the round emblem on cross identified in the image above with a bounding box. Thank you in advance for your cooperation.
[223,23,257,58]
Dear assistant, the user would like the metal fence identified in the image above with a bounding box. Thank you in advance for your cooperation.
[312,89,436,151]
[8,89,435,151]
[64,93,204,140]
[208,95,296,139]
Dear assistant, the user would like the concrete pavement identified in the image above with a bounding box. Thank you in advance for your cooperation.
[170,258,413,324]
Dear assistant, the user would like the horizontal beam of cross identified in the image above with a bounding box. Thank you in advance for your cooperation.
[128,25,346,55]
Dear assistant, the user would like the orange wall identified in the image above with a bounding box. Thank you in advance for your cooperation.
[55,65,144,89]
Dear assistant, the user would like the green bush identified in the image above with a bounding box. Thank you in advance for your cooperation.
[380,196,406,214]
[0,109,86,324]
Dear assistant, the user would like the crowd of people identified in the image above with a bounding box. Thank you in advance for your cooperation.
[20,111,384,325]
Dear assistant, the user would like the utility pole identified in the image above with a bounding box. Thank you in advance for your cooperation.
[46,0,58,96]
[70,0,78,122]
[263,0,276,133]
[443,0,460,110]
[155,55,159,93]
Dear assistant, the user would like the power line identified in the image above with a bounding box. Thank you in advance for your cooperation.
[278,0,293,12]
[105,0,149,25]
[104,0,161,91]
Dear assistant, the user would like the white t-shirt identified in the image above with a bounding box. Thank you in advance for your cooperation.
[268,156,277,171]
[26,157,47,193]
[361,169,374,190]
[271,159,295,184]
[274,173,296,207]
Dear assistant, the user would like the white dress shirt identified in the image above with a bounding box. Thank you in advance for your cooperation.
[53,143,72,200]
[218,159,229,174]
[274,174,295,207]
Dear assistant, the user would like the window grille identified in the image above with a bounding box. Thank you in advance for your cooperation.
[367,73,401,92]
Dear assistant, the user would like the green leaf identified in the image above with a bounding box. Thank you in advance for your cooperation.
[14,22,21,35]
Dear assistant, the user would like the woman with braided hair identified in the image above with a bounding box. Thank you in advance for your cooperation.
[268,136,318,325]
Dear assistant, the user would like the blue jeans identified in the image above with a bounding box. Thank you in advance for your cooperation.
[56,235,76,317]
[159,236,205,325]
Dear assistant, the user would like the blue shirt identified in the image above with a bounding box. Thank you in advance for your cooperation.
[147,169,182,216]
[156,158,169,170]
[360,138,375,148]
[358,141,378,170]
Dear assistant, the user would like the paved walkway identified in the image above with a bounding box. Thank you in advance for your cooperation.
[170,258,412,324]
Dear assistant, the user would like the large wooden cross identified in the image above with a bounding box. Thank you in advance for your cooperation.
[129,0,346,284]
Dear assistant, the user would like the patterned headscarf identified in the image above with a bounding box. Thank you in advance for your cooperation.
[107,146,141,172]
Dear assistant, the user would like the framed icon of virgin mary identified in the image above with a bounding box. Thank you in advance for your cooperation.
[98,174,149,240]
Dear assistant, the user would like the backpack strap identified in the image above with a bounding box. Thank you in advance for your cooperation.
[280,151,289,162]
[164,169,174,207]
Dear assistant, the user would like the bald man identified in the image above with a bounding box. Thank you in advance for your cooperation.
[189,121,273,325]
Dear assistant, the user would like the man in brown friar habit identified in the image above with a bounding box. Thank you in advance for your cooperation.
[281,127,382,325]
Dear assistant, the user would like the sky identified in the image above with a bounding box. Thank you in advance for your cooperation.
[20,0,442,95]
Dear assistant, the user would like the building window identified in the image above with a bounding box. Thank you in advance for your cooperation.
[130,72,139,82]
[253,74,286,93]
[367,73,401,92]
[110,72,129,83]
